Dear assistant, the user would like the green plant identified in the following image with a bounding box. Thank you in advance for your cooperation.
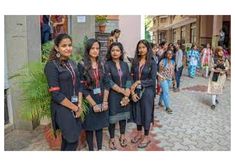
[13,61,89,129]
[95,15,108,25]
[41,41,53,62]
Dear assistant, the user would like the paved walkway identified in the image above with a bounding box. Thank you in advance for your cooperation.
[4,70,231,151]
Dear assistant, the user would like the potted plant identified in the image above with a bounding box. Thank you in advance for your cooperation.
[95,15,108,33]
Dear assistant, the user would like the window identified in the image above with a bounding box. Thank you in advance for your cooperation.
[158,32,166,43]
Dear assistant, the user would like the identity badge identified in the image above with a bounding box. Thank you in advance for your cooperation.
[93,88,101,95]
[71,95,78,103]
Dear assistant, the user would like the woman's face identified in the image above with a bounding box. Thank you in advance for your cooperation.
[152,46,158,55]
[111,45,122,60]
[114,32,120,39]
[89,42,100,59]
[167,52,172,59]
[218,50,224,57]
[138,43,148,57]
[193,45,197,50]
[55,38,72,58]
[207,43,210,48]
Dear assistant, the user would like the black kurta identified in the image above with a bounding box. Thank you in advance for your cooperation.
[104,60,132,124]
[44,59,82,143]
[79,63,109,131]
[131,58,157,130]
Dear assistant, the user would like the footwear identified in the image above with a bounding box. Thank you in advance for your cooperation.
[215,99,219,104]
[109,139,117,150]
[166,108,173,114]
[131,135,142,144]
[138,140,151,148]
[119,137,128,147]
[173,88,180,92]
[211,105,216,110]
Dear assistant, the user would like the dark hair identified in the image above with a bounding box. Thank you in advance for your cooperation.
[133,39,153,67]
[159,41,166,47]
[191,44,197,49]
[150,42,157,48]
[48,33,72,61]
[110,29,121,36]
[106,42,124,61]
[83,38,103,87]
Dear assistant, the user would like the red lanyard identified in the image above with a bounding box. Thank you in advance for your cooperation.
[138,64,145,80]
[93,67,100,88]
[65,63,76,88]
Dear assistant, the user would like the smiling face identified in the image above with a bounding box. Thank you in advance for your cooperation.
[138,42,148,57]
[111,45,122,60]
[89,42,100,59]
[55,38,73,58]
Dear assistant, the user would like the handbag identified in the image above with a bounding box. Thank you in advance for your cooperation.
[212,72,219,82]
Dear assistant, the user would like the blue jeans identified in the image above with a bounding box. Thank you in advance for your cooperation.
[176,66,183,88]
[159,79,171,109]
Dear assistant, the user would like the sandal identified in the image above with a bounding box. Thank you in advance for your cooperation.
[138,140,151,148]
[109,139,117,150]
[119,137,128,147]
[131,135,142,144]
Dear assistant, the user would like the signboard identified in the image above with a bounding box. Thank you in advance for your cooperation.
[95,32,110,62]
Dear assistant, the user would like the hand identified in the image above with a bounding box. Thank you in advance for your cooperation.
[74,110,82,118]
[120,97,130,106]
[102,101,108,111]
[93,104,101,113]
[123,89,130,97]
[132,93,140,102]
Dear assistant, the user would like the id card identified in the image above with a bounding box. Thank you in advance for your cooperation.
[71,95,78,103]
[136,84,142,89]
[93,88,101,95]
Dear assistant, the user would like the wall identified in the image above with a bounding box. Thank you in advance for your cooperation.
[5,15,41,130]
[119,15,141,58]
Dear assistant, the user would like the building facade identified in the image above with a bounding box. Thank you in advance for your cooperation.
[150,15,230,49]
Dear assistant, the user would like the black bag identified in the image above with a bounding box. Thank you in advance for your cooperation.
[212,72,219,82]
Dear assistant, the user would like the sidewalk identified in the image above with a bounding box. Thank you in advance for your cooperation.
[4,69,231,151]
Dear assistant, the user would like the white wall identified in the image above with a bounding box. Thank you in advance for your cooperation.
[119,15,141,58]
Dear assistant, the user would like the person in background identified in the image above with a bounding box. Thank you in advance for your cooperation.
[187,44,200,78]
[174,43,184,92]
[107,29,121,48]
[201,43,213,78]
[207,46,229,110]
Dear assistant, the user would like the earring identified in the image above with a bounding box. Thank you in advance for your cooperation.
[56,52,61,58]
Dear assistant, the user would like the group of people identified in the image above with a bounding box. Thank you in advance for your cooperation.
[44,30,229,151]
[40,15,67,44]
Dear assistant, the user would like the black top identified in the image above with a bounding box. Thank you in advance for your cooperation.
[104,60,132,123]
[44,59,82,142]
[79,63,110,130]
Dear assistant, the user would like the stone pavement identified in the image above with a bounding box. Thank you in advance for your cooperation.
[4,69,231,151]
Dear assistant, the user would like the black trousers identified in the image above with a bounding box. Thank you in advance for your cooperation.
[85,129,103,151]
[137,125,149,136]
[108,120,126,139]
[61,136,78,151]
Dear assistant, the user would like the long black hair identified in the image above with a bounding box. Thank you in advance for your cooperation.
[83,38,103,87]
[106,42,124,61]
[48,33,72,61]
[133,39,153,67]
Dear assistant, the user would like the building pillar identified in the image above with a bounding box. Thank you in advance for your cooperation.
[5,15,41,130]
[212,15,223,48]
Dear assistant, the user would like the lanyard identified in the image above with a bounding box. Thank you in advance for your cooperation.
[65,62,76,94]
[93,67,100,88]
[117,68,123,87]
[138,64,145,80]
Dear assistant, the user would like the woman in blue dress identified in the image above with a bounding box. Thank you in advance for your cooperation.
[130,40,157,148]
[187,44,200,78]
